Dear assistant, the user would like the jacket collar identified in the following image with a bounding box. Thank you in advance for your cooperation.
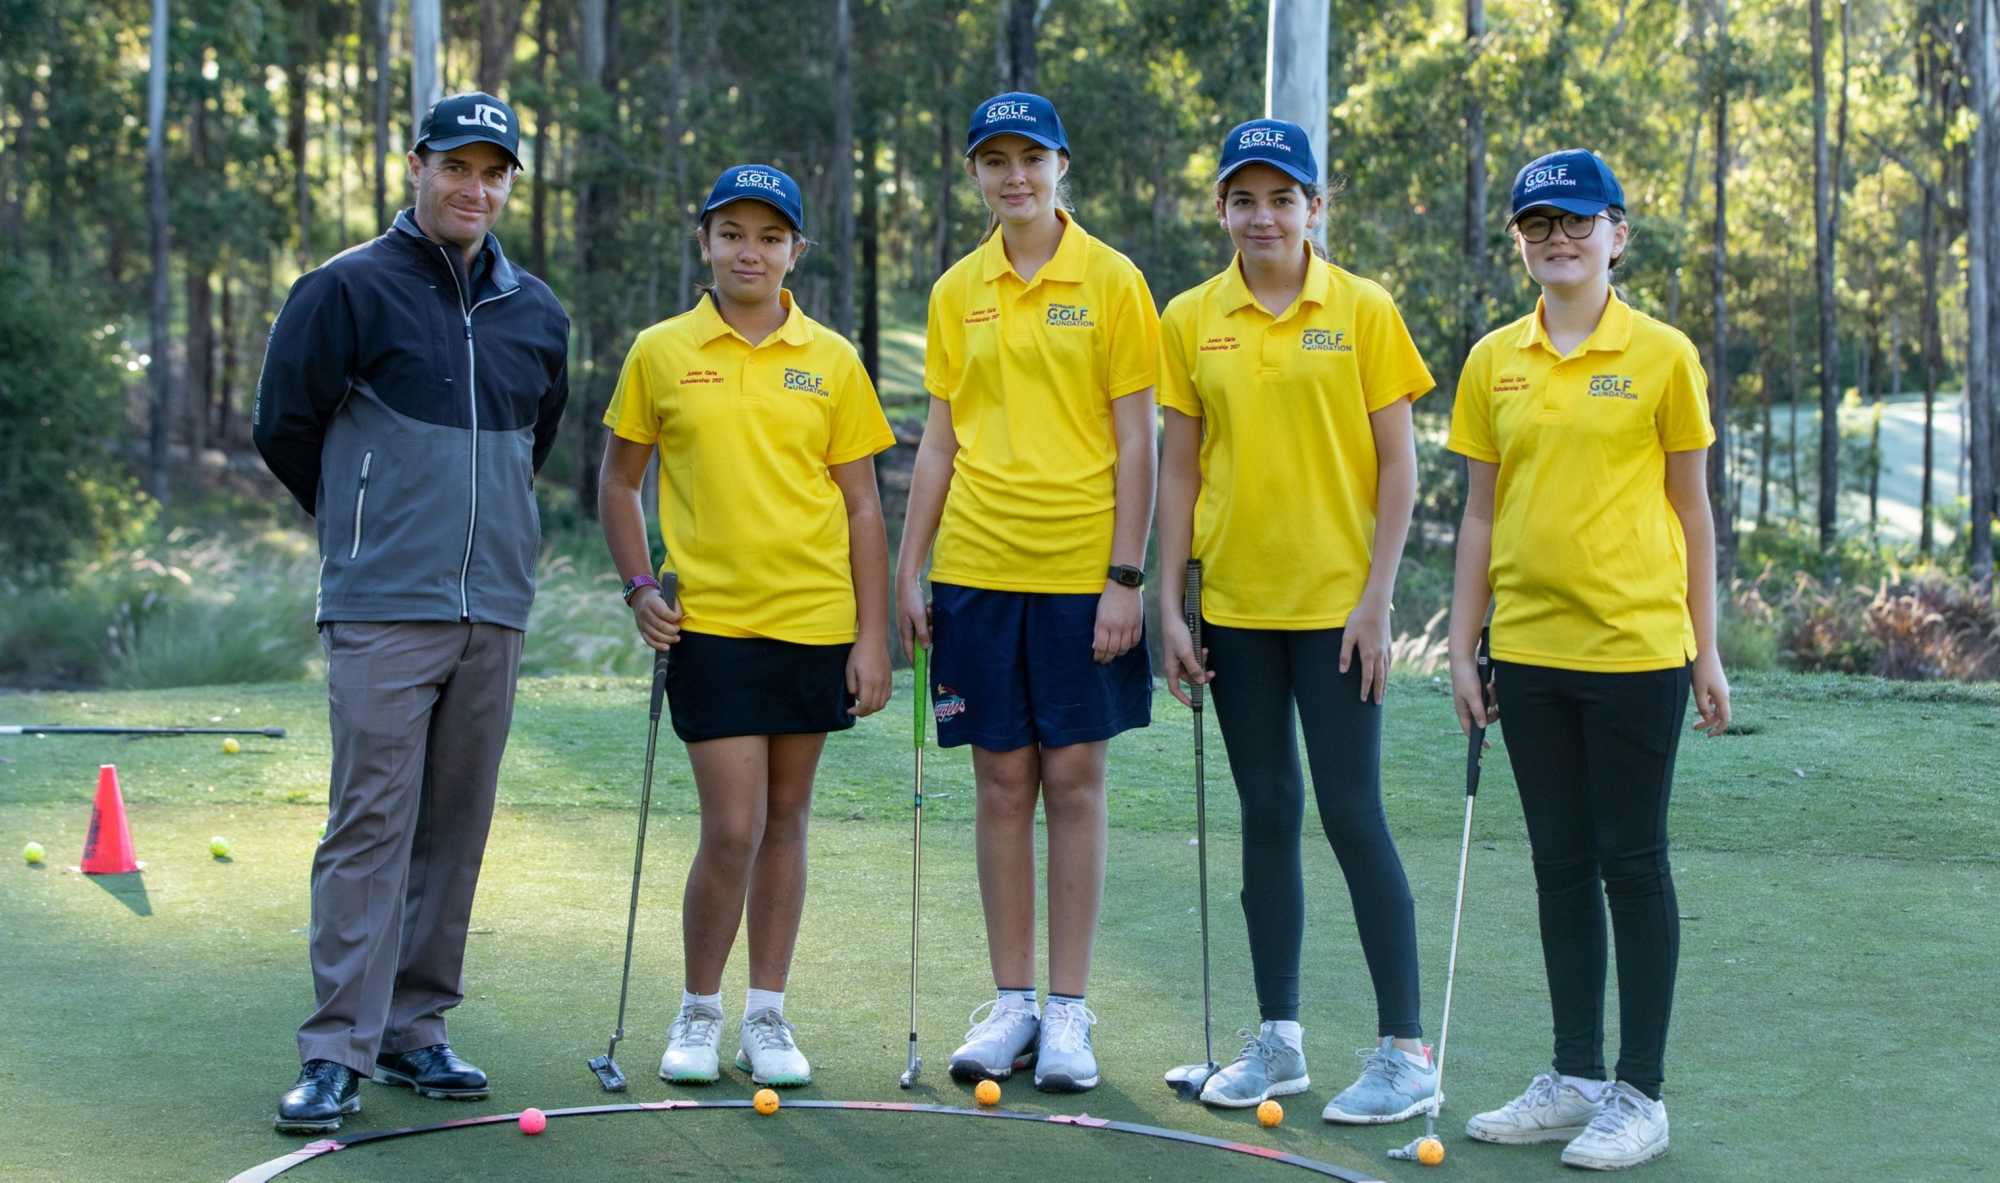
[688,288,814,348]
[979,209,1089,285]
[393,208,520,297]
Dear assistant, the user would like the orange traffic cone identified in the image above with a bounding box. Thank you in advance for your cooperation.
[81,764,139,875]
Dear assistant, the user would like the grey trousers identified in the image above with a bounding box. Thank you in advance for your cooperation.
[297,621,524,1075]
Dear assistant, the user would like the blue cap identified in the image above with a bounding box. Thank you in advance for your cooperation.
[702,164,806,235]
[1508,149,1625,224]
[966,92,1068,156]
[1217,118,1317,187]
[414,92,523,168]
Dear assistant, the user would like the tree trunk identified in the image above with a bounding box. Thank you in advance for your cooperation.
[479,0,526,96]
[1810,0,1840,550]
[1708,0,1735,574]
[1266,0,1330,251]
[373,0,392,230]
[861,121,881,383]
[1858,331,1873,532]
[410,0,441,143]
[1664,116,1701,326]
[1785,257,1802,518]
[571,0,619,520]
[217,268,237,446]
[934,83,955,278]
[287,3,313,271]
[1004,0,1039,91]
[1758,354,1774,528]
[147,0,171,503]
[832,0,856,337]
[531,0,553,276]
[1461,0,1487,364]
[1921,189,1940,555]
[1968,0,1996,579]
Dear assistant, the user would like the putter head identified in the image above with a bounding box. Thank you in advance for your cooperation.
[1164,1061,1217,1099]
[588,1054,628,1093]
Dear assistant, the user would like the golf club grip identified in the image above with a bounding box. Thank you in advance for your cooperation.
[1183,560,1203,709]
[1467,625,1490,796]
[914,644,928,750]
[649,573,678,722]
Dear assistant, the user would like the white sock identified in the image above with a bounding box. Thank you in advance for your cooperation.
[1563,1074,1609,1101]
[997,988,1038,1015]
[744,987,785,1018]
[681,990,721,1015]
[1045,992,1085,1014]
[1396,1042,1431,1067]
[1261,1020,1304,1051]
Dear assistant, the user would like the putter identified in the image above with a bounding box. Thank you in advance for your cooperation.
[1165,559,1219,1100]
[588,572,678,1093]
[898,644,930,1089]
[0,725,288,738]
[1393,632,1489,1162]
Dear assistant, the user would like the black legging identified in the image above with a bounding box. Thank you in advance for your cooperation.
[1491,660,1690,1101]
[1204,624,1421,1037]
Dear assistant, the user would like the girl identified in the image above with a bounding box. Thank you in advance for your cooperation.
[1446,149,1731,1171]
[895,91,1159,1093]
[1156,119,1439,1124]
[598,163,895,1089]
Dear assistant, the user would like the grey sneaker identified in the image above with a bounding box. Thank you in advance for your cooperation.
[1033,1001,1100,1092]
[1321,1036,1439,1124]
[733,1008,811,1086]
[1198,1025,1310,1108]
[1465,1072,1601,1144]
[1561,1082,1669,1170]
[948,1000,1040,1082]
[658,1003,724,1084]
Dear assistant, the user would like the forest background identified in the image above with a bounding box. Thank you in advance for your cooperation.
[2,0,1997,690]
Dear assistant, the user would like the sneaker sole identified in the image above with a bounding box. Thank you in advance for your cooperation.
[1199,1075,1311,1109]
[1466,1121,1591,1145]
[734,1052,811,1087]
[948,1051,1035,1083]
[1322,1092,1439,1125]
[659,1062,721,1085]
[1562,1136,1670,1170]
[371,1070,488,1101]
[1032,1070,1101,1093]
[274,1095,359,1134]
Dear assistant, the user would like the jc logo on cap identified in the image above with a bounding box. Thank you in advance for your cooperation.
[456,103,509,133]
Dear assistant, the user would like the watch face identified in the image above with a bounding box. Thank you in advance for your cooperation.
[1110,566,1143,587]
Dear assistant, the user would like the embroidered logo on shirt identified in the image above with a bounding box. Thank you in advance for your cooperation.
[934,686,967,722]
[783,368,828,396]
[1301,329,1351,352]
[963,307,1000,325]
[1046,303,1094,328]
[1492,374,1531,394]
[1198,335,1240,352]
[681,369,725,386]
[1587,374,1637,400]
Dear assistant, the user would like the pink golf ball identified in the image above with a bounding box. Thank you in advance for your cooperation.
[518,1107,547,1135]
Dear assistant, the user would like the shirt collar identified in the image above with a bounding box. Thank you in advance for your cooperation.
[392,208,519,296]
[1219,247,1329,318]
[979,209,1089,285]
[690,287,814,348]
[1517,289,1634,357]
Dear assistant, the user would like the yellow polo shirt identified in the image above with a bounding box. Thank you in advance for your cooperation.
[923,212,1160,593]
[1448,292,1714,672]
[1158,252,1433,628]
[604,290,895,644]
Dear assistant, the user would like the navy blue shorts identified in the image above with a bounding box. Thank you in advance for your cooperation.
[928,583,1152,750]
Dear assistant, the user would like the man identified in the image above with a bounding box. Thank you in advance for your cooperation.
[253,91,569,1135]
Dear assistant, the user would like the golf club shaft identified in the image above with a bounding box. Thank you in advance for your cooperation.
[607,573,677,1059]
[905,645,928,1080]
[0,725,287,737]
[1432,637,1489,1112]
[1185,559,1213,1072]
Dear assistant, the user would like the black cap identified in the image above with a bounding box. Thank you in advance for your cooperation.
[414,92,523,169]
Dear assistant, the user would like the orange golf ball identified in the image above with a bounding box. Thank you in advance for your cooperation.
[753,1087,780,1115]
[974,1079,1001,1106]
[1256,1099,1283,1127]
[1417,1136,1446,1166]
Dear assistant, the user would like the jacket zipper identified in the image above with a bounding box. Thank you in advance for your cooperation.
[349,450,374,560]
[437,246,519,621]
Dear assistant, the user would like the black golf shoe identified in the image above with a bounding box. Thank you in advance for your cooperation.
[373,1043,490,1100]
[275,1060,361,1134]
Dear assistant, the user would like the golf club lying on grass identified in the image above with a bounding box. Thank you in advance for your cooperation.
[1390,632,1489,1166]
[1165,559,1218,1101]
[898,644,929,1089]
[588,572,678,1093]
[0,725,288,737]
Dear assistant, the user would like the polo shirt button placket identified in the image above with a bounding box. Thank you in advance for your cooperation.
[1260,316,1282,377]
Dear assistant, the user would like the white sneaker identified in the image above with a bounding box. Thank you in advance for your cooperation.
[1033,1001,1100,1092]
[658,1003,723,1084]
[1465,1072,1602,1145]
[1561,1082,1669,1170]
[734,1008,811,1086]
[948,1000,1040,1082]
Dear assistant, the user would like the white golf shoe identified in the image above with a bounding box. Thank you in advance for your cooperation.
[734,1008,812,1087]
[1465,1072,1602,1144]
[659,1003,724,1084]
[948,999,1040,1082]
[1561,1082,1670,1170]
[1033,1001,1100,1092]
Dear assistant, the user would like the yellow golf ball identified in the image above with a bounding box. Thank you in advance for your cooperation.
[753,1088,779,1116]
[1256,1099,1283,1127]
[23,841,46,865]
[1417,1136,1446,1166]
[974,1079,1001,1106]
[222,737,240,754]
[209,836,232,859]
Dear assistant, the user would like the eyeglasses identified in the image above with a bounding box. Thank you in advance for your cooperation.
[1513,212,1609,243]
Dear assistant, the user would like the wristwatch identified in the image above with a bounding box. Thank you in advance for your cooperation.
[621,574,661,605]
[1107,564,1144,588]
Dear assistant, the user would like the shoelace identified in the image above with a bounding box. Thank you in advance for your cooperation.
[1585,1086,1649,1136]
[1506,1072,1564,1113]
[1041,1003,1098,1055]
[302,1060,347,1086]
[671,1007,722,1047]
[743,1010,799,1053]
[1352,1043,1415,1091]
[1230,1027,1280,1069]
[963,999,1033,1042]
